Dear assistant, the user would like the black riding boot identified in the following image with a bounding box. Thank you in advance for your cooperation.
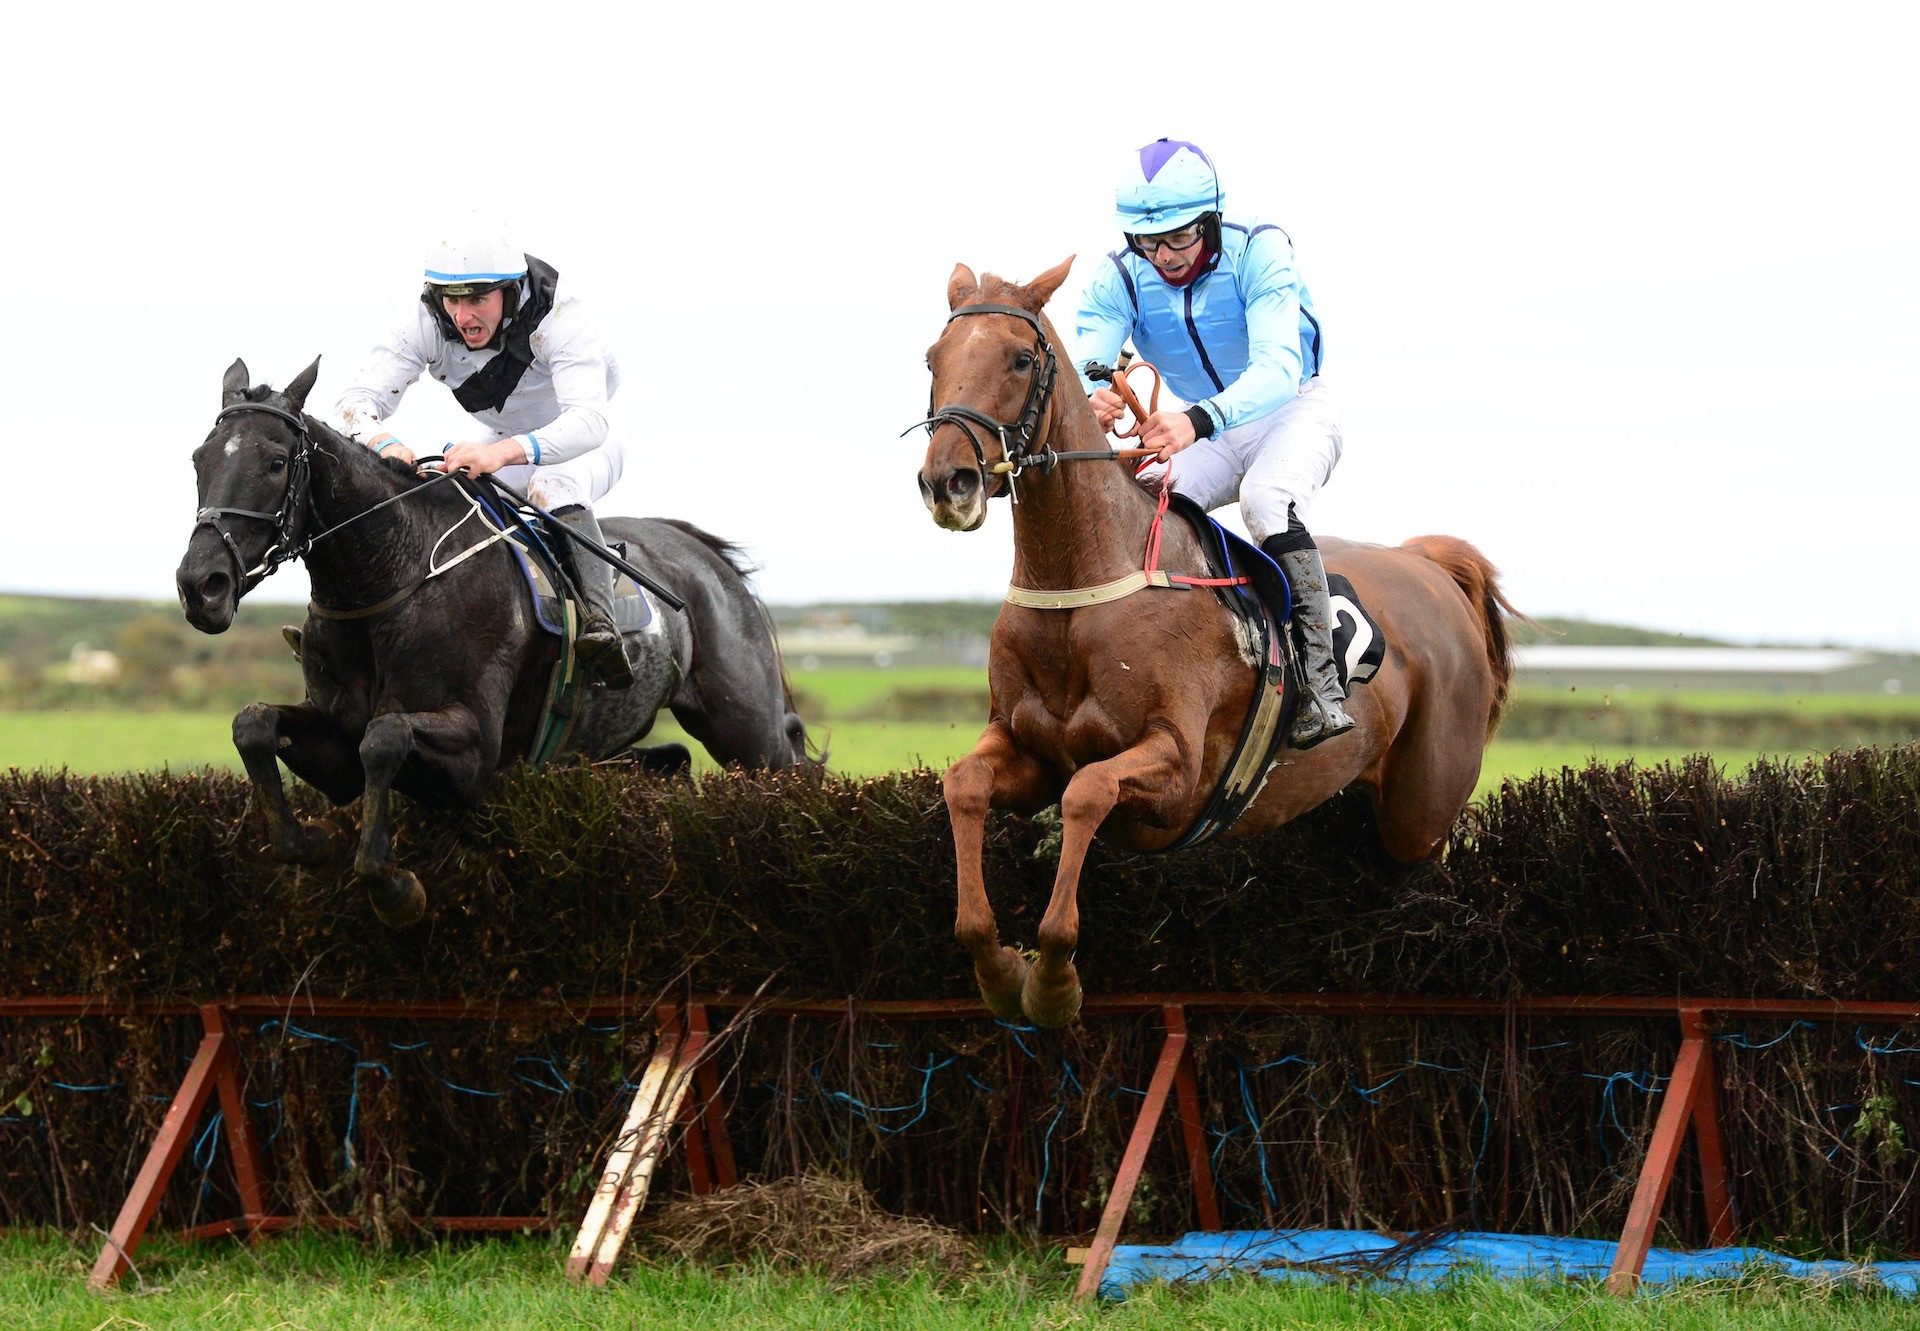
[551,504,635,690]
[1261,532,1357,749]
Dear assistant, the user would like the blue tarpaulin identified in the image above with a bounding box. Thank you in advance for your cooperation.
[1099,1229,1920,1300]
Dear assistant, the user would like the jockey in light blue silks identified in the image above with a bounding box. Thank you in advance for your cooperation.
[331,221,636,688]
[1074,139,1355,747]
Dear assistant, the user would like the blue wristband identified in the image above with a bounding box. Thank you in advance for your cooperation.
[374,438,400,454]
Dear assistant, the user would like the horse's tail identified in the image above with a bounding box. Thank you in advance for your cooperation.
[1399,535,1530,739]
[654,518,826,769]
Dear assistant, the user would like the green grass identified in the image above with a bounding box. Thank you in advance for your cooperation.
[0,710,1830,803]
[2,1231,1914,1330]
[0,709,243,773]
[787,665,988,717]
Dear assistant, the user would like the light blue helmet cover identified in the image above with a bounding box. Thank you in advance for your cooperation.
[1115,139,1223,235]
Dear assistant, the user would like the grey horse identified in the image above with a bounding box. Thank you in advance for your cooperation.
[176,357,813,925]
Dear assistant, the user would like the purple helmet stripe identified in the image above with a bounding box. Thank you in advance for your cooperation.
[1139,138,1209,182]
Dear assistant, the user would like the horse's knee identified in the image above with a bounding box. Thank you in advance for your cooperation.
[1060,770,1119,826]
[943,757,994,819]
[232,703,279,758]
[358,714,413,779]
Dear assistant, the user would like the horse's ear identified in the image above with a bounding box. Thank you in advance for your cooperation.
[946,263,978,310]
[1024,255,1076,309]
[222,358,250,406]
[281,356,322,413]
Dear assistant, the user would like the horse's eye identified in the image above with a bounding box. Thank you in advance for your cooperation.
[268,458,287,475]
[1012,351,1035,372]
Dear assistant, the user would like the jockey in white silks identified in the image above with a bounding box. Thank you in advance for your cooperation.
[1073,138,1355,748]
[331,222,636,688]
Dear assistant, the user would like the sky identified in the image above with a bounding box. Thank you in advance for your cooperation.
[3,1,1915,649]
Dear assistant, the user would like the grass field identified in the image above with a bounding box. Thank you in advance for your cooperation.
[0,706,1804,802]
[3,1232,1914,1330]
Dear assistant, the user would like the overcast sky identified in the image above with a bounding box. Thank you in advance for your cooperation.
[3,1,1914,648]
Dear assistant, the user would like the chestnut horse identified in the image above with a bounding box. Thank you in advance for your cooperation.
[914,259,1519,1027]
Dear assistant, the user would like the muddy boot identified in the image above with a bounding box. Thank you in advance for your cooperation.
[551,504,634,690]
[1266,540,1357,749]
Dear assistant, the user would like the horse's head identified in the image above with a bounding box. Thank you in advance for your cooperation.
[176,356,321,633]
[915,257,1074,532]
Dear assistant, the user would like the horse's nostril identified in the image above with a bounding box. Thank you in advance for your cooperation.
[946,470,979,500]
[198,572,230,603]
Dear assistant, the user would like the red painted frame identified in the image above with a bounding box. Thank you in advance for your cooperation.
[10,991,1916,1295]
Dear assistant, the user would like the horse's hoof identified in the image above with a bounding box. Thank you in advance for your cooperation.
[369,870,427,928]
[976,946,1032,1024]
[1021,966,1083,1030]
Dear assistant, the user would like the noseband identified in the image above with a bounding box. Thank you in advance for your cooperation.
[903,302,1061,494]
[193,400,316,588]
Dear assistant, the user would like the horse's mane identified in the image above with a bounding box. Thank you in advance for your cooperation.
[298,412,436,487]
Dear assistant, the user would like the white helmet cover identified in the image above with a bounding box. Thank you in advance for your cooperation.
[424,217,527,295]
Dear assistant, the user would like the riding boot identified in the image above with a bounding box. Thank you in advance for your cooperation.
[551,504,635,690]
[1263,538,1357,749]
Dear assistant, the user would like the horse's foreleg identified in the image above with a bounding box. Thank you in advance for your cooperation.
[1025,728,1189,1028]
[943,723,1055,1023]
[231,703,361,865]
[354,707,488,927]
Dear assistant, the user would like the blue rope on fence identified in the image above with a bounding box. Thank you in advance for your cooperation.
[1857,1028,1920,1056]
[816,1054,957,1137]
[1718,1021,1819,1050]
[343,1062,390,1169]
[50,1080,122,1093]
[511,1055,573,1095]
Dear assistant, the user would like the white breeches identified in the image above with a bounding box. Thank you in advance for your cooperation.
[1135,377,1343,543]
[491,435,625,511]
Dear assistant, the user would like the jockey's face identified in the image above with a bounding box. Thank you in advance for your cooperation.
[1133,223,1206,282]
[441,289,506,349]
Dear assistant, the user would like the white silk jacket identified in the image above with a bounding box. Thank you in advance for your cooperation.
[332,292,621,466]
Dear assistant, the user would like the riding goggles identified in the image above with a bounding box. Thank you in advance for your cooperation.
[1127,224,1206,256]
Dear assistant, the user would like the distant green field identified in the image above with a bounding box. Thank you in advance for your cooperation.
[1,708,1821,805]
[1510,683,1920,717]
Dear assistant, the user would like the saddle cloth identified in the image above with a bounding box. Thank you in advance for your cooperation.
[469,490,661,638]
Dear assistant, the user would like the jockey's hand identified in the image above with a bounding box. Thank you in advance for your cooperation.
[1089,387,1126,430]
[1140,409,1197,462]
[439,438,528,477]
[368,435,416,468]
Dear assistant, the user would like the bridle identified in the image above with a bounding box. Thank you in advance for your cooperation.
[193,400,317,589]
[902,302,1064,498]
[192,399,462,610]
[903,302,1157,499]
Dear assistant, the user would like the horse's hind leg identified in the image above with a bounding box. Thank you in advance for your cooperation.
[1371,710,1488,862]
[669,659,806,768]
[944,723,1055,1023]
[354,707,488,927]
[1024,729,1190,1029]
[232,702,361,865]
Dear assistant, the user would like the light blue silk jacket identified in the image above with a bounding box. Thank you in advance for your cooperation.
[1073,219,1323,434]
